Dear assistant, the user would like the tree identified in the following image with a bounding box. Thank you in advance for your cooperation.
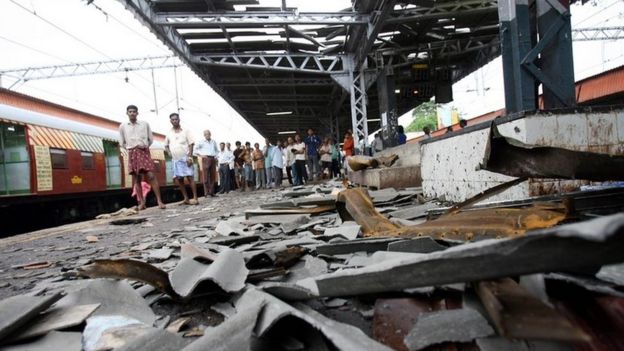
[406,101,437,133]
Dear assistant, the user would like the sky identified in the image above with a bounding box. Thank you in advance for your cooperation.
[396,0,624,128]
[0,0,623,141]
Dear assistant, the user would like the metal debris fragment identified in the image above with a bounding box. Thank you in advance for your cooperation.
[481,124,624,181]
[348,154,399,171]
[78,259,179,299]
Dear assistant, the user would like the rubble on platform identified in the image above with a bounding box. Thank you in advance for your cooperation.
[1,179,624,351]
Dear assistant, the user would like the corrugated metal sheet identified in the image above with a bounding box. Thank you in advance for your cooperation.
[576,66,624,104]
[0,118,25,126]
[28,125,104,153]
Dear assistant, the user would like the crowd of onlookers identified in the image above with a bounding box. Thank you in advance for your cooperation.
[120,104,408,209]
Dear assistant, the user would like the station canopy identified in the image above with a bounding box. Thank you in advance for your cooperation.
[122,0,504,140]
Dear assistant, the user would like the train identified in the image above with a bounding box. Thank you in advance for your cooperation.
[0,96,194,236]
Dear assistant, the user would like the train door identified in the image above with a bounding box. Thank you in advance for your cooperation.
[0,123,30,195]
[103,141,122,188]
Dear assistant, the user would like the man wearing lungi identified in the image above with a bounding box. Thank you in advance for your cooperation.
[119,105,166,210]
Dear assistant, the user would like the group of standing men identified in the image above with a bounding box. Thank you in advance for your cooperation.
[119,104,359,210]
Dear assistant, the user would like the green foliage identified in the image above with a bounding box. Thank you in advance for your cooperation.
[406,101,437,133]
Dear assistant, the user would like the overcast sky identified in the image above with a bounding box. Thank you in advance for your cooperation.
[1,0,623,141]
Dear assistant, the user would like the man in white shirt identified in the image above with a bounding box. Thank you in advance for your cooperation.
[217,142,235,193]
[283,136,295,186]
[165,113,198,205]
[292,134,306,186]
[194,129,219,197]
[271,140,284,188]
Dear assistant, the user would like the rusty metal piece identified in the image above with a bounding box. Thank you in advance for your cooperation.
[400,202,569,240]
[348,154,399,171]
[337,188,569,240]
[78,259,180,299]
[274,246,307,268]
[247,267,288,283]
[244,205,336,218]
[482,124,624,181]
[475,278,590,342]
[336,188,403,236]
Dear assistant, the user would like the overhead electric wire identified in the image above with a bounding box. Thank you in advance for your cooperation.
[0,35,72,65]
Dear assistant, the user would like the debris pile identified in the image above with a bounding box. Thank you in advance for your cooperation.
[1,182,624,351]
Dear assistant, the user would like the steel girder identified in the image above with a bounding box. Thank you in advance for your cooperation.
[572,26,624,41]
[347,56,370,149]
[192,54,346,74]
[156,12,370,27]
[0,55,180,84]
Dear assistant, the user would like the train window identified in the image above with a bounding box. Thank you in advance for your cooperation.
[81,152,95,170]
[50,149,68,169]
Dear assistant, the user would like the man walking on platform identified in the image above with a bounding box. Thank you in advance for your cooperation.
[252,142,266,189]
[217,142,234,193]
[165,113,198,205]
[304,128,321,180]
[119,105,166,210]
[195,129,219,197]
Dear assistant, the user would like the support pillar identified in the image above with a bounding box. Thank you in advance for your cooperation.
[498,0,537,113]
[498,0,576,113]
[377,66,399,147]
[536,0,575,108]
[347,55,369,153]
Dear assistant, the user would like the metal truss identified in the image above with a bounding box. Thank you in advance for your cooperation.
[0,55,180,83]
[347,57,369,149]
[572,26,624,41]
[193,54,346,74]
[215,77,334,87]
[388,0,497,23]
[156,12,369,27]
[354,0,397,69]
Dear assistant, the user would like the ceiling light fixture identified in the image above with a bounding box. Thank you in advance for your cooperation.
[266,111,293,116]
[278,131,297,135]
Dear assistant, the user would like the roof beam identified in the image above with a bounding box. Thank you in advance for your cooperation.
[215,77,334,87]
[156,12,369,27]
[192,53,346,74]
[353,0,398,69]
[572,26,624,41]
[231,94,330,102]
[387,0,497,24]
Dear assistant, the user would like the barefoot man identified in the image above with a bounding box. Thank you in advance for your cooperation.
[119,105,166,210]
[165,112,198,205]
